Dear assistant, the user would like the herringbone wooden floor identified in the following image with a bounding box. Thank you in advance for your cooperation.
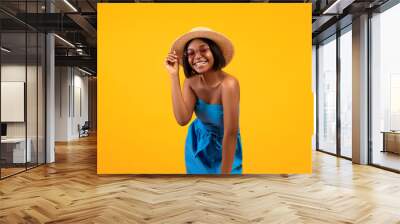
[1,135,400,224]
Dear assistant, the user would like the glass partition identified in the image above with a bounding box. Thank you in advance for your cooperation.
[1,30,28,177]
[0,1,46,179]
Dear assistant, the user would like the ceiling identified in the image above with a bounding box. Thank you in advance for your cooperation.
[311,0,390,43]
[0,0,97,74]
[0,0,396,74]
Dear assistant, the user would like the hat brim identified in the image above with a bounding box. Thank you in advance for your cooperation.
[170,30,234,66]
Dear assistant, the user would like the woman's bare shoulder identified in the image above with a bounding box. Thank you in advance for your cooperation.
[221,73,239,90]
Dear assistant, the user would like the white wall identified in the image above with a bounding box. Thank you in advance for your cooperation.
[72,73,89,138]
[55,67,89,141]
[1,65,38,137]
[55,66,70,141]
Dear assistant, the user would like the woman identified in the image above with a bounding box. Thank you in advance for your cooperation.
[164,27,242,174]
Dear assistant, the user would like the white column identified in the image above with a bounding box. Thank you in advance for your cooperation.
[45,1,55,163]
[46,33,55,163]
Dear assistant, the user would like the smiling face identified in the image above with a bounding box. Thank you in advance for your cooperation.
[186,39,215,74]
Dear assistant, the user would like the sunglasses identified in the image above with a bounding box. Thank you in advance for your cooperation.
[184,47,210,58]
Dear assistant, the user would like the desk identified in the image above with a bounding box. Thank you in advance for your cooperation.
[1,138,31,163]
[381,131,400,154]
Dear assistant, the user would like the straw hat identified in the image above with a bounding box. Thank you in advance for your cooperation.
[170,27,234,66]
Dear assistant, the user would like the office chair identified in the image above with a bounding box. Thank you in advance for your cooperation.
[79,121,90,138]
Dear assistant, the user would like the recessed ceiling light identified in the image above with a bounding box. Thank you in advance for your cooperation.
[63,0,78,12]
[78,67,93,76]
[322,0,354,15]
[1,47,11,53]
[54,34,75,48]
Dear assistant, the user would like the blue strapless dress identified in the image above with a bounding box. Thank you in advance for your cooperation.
[185,98,242,174]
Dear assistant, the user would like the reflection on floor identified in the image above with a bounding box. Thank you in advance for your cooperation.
[0,167,25,178]
[0,162,42,178]
[0,135,400,223]
[373,150,400,170]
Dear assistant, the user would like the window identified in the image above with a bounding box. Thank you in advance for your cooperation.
[317,35,337,154]
[371,2,400,171]
[339,27,352,158]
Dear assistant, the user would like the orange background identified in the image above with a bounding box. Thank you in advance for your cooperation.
[98,3,313,174]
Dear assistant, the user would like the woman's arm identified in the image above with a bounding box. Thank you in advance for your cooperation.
[165,51,196,126]
[220,76,240,174]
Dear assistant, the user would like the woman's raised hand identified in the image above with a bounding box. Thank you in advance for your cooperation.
[165,50,179,77]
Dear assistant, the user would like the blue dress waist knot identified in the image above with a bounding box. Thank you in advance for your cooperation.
[185,98,243,174]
